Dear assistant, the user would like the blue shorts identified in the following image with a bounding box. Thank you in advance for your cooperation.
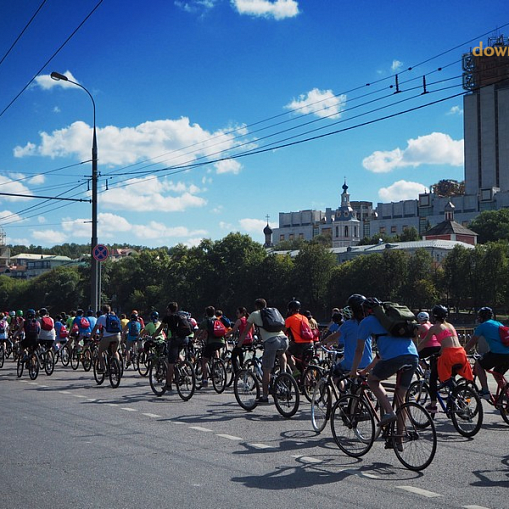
[371,354,418,388]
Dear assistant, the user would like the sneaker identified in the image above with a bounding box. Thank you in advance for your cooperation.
[425,403,438,414]
[480,389,491,401]
[256,396,269,404]
[165,384,173,392]
[378,412,397,427]
[197,380,208,390]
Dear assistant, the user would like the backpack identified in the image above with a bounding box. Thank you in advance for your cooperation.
[498,325,509,347]
[105,313,122,333]
[79,317,90,330]
[300,318,314,341]
[175,312,193,338]
[59,324,69,339]
[372,302,418,338]
[260,307,285,333]
[209,318,227,338]
[128,320,141,337]
[41,316,53,331]
[25,318,40,339]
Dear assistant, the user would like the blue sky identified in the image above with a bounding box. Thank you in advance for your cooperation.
[0,0,507,249]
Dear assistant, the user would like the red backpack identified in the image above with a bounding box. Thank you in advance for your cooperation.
[41,316,53,331]
[210,318,227,338]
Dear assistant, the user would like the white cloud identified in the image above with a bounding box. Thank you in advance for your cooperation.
[14,116,247,169]
[362,132,464,173]
[29,174,45,185]
[37,216,46,224]
[285,88,346,119]
[391,60,403,72]
[9,237,30,246]
[132,221,207,240]
[33,71,80,90]
[100,176,207,213]
[231,0,299,19]
[183,237,204,248]
[447,106,463,116]
[378,180,428,202]
[211,205,223,214]
[175,0,217,13]
[219,221,233,230]
[215,158,242,174]
[0,176,34,201]
[32,229,67,244]
[239,218,275,233]
[0,210,24,224]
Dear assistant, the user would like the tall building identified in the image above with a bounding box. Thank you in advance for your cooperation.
[267,35,509,246]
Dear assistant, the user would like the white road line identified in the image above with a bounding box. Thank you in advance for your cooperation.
[248,443,275,449]
[86,398,97,402]
[216,434,242,441]
[464,506,492,509]
[142,413,161,418]
[107,403,118,407]
[291,454,323,464]
[27,382,38,385]
[59,390,71,394]
[19,380,28,383]
[397,486,442,498]
[190,426,213,432]
[121,407,137,412]
[360,473,380,479]
[73,395,88,398]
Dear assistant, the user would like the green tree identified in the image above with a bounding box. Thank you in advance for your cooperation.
[396,226,420,242]
[469,209,509,244]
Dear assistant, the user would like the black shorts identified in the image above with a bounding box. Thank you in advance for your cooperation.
[21,337,37,351]
[288,342,314,362]
[419,346,441,360]
[167,337,189,364]
[202,342,223,359]
[478,351,509,375]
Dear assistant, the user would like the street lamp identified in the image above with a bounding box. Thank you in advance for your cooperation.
[51,71,100,311]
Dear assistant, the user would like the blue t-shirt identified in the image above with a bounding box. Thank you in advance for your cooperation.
[87,315,97,330]
[358,315,418,361]
[339,319,373,370]
[73,316,92,335]
[328,322,343,347]
[474,320,509,355]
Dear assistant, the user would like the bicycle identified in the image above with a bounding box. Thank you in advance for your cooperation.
[16,349,39,380]
[93,343,122,388]
[331,367,437,471]
[36,342,55,376]
[148,343,196,401]
[233,345,300,418]
[406,357,483,438]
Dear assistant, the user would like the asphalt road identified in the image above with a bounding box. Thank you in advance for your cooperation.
[0,359,508,509]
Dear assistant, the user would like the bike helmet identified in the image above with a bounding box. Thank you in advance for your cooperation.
[150,311,159,321]
[9,311,15,317]
[478,306,493,322]
[16,309,23,317]
[416,311,429,322]
[26,308,36,318]
[39,307,48,316]
[341,306,353,320]
[347,294,367,312]
[431,305,448,320]
[287,300,301,312]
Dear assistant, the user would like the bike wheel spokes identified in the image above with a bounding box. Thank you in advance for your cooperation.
[233,369,259,411]
[273,372,299,418]
[303,365,321,403]
[498,384,509,425]
[176,361,196,401]
[149,359,167,396]
[406,380,431,407]
[109,358,121,388]
[82,348,92,372]
[0,344,4,368]
[311,378,331,433]
[393,402,437,471]
[61,345,70,366]
[137,351,149,377]
[44,349,55,376]
[93,357,105,385]
[450,385,483,437]
[211,359,227,394]
[28,353,39,380]
[331,394,375,457]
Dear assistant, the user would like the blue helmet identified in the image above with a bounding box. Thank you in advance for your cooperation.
[150,311,159,322]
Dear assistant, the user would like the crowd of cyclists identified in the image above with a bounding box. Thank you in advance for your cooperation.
[1,295,509,470]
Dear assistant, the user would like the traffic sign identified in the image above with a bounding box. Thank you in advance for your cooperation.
[93,244,109,262]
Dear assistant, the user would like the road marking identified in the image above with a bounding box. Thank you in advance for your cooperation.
[360,472,380,479]
[27,382,38,385]
[464,506,492,509]
[142,413,161,418]
[19,380,28,383]
[107,403,118,407]
[86,398,97,402]
[216,433,242,441]
[291,454,322,464]
[190,426,213,432]
[397,486,441,498]
[248,443,275,449]
[73,395,88,398]
[121,407,137,412]
[59,390,71,394]
[38,384,48,387]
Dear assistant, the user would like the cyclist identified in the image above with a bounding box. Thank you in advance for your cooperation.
[123,313,141,367]
[348,294,419,427]
[465,306,509,399]
[90,304,121,373]
[71,309,92,352]
[421,304,473,412]
[17,309,40,359]
[152,302,193,390]
[0,312,10,354]
[197,306,226,388]
[227,306,253,373]
[285,300,314,376]
[324,305,373,389]
[37,308,56,352]
[415,311,441,359]
[237,298,289,404]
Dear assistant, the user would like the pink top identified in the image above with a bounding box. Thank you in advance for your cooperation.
[419,322,440,348]
[435,327,455,343]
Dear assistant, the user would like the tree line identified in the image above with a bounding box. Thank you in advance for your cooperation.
[1,232,508,322]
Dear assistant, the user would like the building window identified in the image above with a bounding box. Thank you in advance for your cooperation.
[279,234,285,242]
[344,226,349,237]
[379,227,386,234]
[391,225,397,233]
[289,234,294,241]
[298,233,304,239]
[336,226,339,237]
[354,226,358,237]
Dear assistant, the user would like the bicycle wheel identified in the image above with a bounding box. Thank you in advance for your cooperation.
[302,365,322,403]
[449,385,483,437]
[149,358,167,397]
[211,358,227,394]
[81,347,92,372]
[70,348,80,370]
[93,357,105,385]
[16,356,24,378]
[44,349,55,376]
[224,356,235,388]
[109,357,122,388]
[311,378,331,433]
[406,380,431,406]
[331,394,375,457]
[273,372,300,418]
[60,344,70,366]
[498,383,509,425]
[392,402,437,471]
[176,361,196,401]
[0,343,4,368]
[234,369,259,411]
[28,352,39,380]
[137,350,149,377]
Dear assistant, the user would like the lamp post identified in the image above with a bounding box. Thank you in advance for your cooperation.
[51,71,99,311]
